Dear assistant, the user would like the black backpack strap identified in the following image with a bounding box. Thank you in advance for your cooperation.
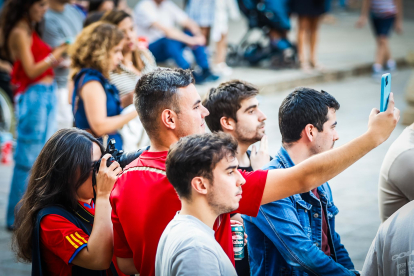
[32,206,118,276]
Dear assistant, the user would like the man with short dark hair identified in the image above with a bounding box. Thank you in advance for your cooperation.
[156,132,242,276]
[110,68,399,276]
[203,80,270,172]
[244,87,359,275]
[203,80,271,275]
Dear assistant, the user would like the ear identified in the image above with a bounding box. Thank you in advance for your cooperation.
[303,124,316,142]
[220,116,235,132]
[161,109,178,130]
[191,176,208,196]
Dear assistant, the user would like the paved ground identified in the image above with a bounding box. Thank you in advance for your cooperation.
[0,69,412,274]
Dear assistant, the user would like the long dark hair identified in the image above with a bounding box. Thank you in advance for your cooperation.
[0,0,43,60]
[89,0,116,13]
[12,128,104,262]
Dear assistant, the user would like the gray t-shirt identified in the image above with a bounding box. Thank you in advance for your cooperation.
[362,200,414,276]
[378,126,414,222]
[42,4,84,88]
[155,213,237,276]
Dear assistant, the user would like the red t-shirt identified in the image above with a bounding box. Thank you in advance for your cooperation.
[110,151,268,276]
[311,189,331,256]
[40,201,127,276]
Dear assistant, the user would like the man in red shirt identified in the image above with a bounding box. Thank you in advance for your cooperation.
[110,68,400,275]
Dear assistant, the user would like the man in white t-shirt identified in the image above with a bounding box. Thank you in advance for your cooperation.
[362,200,414,276]
[156,132,242,276]
[133,0,219,84]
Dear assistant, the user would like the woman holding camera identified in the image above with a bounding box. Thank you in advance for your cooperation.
[13,128,126,275]
[0,0,68,230]
[70,22,137,150]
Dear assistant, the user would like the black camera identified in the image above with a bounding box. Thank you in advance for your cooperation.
[92,139,146,187]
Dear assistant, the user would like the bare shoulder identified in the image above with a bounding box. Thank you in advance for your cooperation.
[9,24,31,44]
[80,80,106,99]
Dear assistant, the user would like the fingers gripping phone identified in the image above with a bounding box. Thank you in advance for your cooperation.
[380,73,392,112]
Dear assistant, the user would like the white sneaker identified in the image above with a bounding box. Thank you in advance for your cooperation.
[386,59,397,72]
[372,63,383,81]
[212,62,233,76]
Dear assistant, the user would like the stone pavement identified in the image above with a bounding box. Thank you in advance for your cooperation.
[0,69,412,274]
[196,12,414,95]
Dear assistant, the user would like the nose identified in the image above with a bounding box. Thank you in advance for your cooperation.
[127,31,134,41]
[201,104,210,117]
[333,129,339,141]
[236,170,246,187]
[258,108,267,122]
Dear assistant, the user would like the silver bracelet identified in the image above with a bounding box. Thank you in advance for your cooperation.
[44,53,57,66]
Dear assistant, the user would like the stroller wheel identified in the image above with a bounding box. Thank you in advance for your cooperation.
[226,44,241,67]
[244,44,268,66]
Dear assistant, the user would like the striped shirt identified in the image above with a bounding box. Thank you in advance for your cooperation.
[110,64,138,98]
[371,0,397,17]
[110,49,157,97]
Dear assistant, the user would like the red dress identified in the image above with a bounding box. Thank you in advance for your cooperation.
[10,31,54,95]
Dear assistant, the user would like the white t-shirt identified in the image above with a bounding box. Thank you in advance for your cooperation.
[156,213,237,276]
[134,0,188,43]
[362,200,414,276]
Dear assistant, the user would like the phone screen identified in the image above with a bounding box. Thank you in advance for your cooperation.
[380,73,391,112]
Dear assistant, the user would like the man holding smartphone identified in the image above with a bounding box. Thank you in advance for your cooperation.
[110,68,399,276]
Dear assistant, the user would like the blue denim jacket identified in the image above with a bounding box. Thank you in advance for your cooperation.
[242,146,356,276]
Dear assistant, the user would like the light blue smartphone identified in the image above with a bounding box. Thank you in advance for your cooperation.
[380,73,391,112]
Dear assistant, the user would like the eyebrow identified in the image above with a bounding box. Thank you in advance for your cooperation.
[226,165,238,170]
[193,99,201,107]
[244,104,257,112]
[332,121,338,127]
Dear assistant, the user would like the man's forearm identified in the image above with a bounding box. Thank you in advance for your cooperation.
[183,19,202,36]
[262,132,377,204]
[165,27,193,44]
[300,132,377,191]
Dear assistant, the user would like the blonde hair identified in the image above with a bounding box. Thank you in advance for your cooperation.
[69,22,124,79]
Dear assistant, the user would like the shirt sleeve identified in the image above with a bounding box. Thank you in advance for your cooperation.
[134,2,157,28]
[40,214,89,264]
[167,2,189,25]
[234,170,267,217]
[111,207,133,258]
[171,247,221,276]
[388,149,414,201]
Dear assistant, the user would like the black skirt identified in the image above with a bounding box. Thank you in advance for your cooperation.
[291,0,327,17]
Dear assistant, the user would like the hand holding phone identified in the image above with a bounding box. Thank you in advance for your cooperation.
[380,73,392,112]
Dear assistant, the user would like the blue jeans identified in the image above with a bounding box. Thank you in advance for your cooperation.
[6,83,57,228]
[149,36,209,70]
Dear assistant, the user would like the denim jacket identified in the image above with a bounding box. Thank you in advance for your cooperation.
[242,146,357,276]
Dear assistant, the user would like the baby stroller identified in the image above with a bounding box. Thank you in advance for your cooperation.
[227,0,298,68]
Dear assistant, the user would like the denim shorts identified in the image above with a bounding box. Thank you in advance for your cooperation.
[371,15,395,37]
